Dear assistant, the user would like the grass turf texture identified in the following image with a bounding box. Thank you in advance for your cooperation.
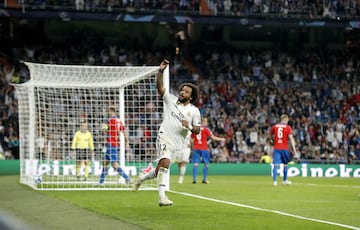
[0,175,359,230]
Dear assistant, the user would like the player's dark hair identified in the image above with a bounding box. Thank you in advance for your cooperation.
[108,106,116,112]
[179,82,199,104]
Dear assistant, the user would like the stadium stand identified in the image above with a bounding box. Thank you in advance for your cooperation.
[0,3,359,164]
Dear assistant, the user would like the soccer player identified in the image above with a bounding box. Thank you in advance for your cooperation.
[191,117,225,184]
[133,59,201,207]
[71,122,95,181]
[177,131,191,184]
[99,106,131,185]
[269,114,297,186]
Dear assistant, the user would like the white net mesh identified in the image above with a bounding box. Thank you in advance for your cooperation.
[16,62,168,190]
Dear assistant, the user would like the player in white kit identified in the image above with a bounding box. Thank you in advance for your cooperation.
[177,131,191,184]
[133,59,201,207]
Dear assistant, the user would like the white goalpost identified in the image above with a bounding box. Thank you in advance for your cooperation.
[15,62,169,190]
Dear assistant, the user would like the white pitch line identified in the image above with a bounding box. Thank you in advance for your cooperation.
[300,183,360,189]
[170,190,360,230]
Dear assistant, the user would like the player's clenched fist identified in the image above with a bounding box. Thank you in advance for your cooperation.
[159,59,170,73]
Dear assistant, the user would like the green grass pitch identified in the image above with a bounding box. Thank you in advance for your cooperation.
[0,175,359,230]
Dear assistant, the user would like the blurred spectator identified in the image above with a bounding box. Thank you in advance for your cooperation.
[259,152,272,163]
[8,135,19,159]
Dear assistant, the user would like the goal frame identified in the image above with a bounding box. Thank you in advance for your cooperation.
[16,62,170,191]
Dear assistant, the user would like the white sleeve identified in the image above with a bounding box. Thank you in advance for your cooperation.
[192,107,201,127]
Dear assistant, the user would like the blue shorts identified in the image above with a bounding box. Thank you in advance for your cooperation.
[105,144,119,163]
[191,149,210,164]
[272,150,291,164]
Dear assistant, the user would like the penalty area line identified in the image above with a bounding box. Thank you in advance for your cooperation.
[170,190,359,230]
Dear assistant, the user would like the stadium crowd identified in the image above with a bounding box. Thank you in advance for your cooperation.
[6,0,360,18]
[0,40,359,164]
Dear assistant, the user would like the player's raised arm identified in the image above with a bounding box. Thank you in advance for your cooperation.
[156,59,169,96]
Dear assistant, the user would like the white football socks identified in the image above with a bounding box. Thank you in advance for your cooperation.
[179,165,186,177]
[178,165,186,183]
[157,167,168,198]
[139,168,156,182]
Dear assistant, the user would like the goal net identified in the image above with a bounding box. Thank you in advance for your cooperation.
[15,62,169,190]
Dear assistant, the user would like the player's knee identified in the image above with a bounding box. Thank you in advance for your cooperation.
[158,158,170,168]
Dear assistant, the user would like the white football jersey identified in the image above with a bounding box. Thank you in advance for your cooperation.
[158,92,201,149]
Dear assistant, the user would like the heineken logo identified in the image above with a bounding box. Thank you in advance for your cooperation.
[274,164,360,178]
[25,160,137,176]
